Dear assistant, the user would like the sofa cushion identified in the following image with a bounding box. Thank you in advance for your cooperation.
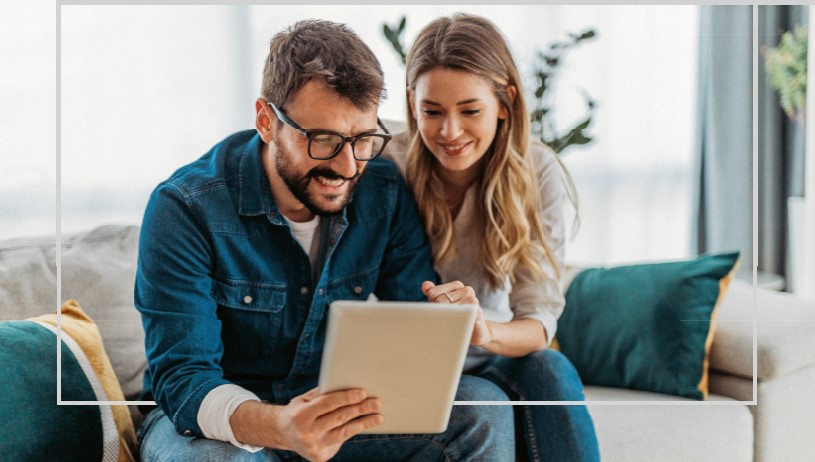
[585,386,753,462]
[0,225,146,401]
[557,252,740,399]
[0,299,137,461]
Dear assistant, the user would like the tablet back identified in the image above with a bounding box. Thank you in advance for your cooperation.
[318,301,477,434]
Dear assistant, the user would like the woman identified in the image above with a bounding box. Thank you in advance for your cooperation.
[384,14,601,462]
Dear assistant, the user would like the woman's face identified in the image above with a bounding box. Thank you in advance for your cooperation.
[410,68,508,176]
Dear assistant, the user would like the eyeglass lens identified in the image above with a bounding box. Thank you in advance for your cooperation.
[310,133,386,160]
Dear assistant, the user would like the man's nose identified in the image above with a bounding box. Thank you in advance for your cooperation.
[327,141,359,179]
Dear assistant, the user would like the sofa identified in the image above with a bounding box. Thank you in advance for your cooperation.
[1,224,814,461]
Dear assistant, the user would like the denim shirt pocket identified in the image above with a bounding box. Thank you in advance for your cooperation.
[326,265,379,303]
[212,279,287,358]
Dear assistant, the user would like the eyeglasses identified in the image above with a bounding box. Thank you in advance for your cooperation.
[267,102,391,161]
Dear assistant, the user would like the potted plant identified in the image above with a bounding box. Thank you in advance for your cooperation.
[764,25,807,121]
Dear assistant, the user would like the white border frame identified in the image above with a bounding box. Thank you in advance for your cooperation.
[55,2,759,408]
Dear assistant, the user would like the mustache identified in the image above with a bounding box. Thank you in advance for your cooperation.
[307,167,360,182]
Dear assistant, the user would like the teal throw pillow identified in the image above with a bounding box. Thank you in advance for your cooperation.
[558,251,740,400]
[0,300,137,461]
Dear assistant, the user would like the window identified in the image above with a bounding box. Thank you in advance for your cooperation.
[7,5,699,266]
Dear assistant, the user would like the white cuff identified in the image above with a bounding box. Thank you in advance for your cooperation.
[198,384,264,452]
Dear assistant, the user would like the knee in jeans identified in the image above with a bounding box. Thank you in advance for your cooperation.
[453,375,513,427]
[527,350,585,397]
[456,375,510,402]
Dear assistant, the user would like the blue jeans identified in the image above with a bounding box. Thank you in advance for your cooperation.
[475,349,601,462]
[137,375,515,461]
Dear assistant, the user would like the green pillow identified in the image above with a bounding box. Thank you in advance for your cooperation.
[0,300,137,461]
[558,252,740,400]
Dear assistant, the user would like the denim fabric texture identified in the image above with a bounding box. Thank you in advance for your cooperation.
[477,350,601,462]
[137,375,515,462]
[135,130,439,438]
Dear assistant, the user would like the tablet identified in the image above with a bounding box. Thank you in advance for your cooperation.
[318,300,477,434]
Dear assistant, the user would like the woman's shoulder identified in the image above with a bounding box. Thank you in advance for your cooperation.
[526,139,561,183]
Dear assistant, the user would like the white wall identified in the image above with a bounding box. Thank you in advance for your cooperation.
[3,4,699,267]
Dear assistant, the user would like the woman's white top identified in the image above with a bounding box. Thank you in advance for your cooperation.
[383,134,566,371]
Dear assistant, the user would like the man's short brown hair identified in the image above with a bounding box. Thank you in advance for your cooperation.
[261,19,385,112]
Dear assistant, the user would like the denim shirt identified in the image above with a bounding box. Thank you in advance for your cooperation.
[135,130,437,437]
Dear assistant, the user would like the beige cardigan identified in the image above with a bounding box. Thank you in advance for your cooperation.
[383,133,566,371]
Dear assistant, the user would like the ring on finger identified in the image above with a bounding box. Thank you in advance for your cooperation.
[444,292,455,303]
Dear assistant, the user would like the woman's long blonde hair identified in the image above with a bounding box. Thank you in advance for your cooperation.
[405,13,561,289]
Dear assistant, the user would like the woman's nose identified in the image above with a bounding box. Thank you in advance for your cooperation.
[440,115,462,140]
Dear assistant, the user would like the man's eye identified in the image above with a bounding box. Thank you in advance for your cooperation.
[313,135,337,144]
[355,137,374,146]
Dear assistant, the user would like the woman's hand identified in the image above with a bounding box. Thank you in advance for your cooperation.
[422,280,493,347]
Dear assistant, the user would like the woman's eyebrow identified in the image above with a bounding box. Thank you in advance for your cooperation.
[420,98,482,106]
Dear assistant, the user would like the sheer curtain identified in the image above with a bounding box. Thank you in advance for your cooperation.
[693,6,753,280]
[7,5,699,268]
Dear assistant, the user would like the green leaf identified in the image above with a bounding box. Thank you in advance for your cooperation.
[764,25,807,120]
[578,30,596,41]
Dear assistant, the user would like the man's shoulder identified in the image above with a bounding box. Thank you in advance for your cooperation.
[162,130,258,195]
[358,156,403,186]
[347,156,410,222]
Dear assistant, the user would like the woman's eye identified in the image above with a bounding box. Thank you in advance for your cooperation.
[463,109,481,116]
[421,109,441,116]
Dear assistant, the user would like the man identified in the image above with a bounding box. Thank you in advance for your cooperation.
[135,19,513,461]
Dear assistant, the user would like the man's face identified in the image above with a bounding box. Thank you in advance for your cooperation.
[260,80,379,219]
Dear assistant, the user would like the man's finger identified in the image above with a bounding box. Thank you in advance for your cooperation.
[314,397,381,433]
[327,413,385,443]
[308,388,368,417]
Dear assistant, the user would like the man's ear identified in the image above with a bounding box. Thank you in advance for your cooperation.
[255,99,275,143]
[407,87,417,120]
[499,85,517,120]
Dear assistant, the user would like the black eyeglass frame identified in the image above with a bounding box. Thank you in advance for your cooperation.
[267,102,392,161]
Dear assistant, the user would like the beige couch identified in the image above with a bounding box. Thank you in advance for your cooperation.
[2,224,814,461]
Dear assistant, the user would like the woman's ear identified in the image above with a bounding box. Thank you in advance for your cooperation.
[255,98,275,143]
[499,85,517,120]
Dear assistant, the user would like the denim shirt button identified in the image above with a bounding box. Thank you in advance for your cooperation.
[353,286,363,294]
[243,295,253,304]
[300,286,309,295]
[183,430,193,436]
[318,288,324,296]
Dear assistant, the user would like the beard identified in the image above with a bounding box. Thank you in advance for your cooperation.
[273,141,362,216]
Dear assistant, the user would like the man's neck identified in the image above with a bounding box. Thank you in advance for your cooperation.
[262,144,317,223]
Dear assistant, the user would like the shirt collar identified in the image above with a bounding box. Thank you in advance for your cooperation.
[237,133,282,224]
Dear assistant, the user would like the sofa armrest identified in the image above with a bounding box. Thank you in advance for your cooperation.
[710,282,815,380]
[711,282,815,462]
